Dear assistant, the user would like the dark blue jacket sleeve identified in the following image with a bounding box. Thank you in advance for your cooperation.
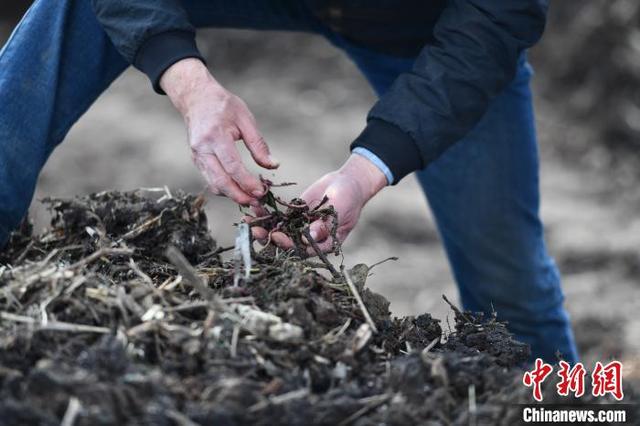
[351,0,548,183]
[91,0,204,93]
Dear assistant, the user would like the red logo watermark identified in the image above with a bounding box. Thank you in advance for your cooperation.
[523,359,624,402]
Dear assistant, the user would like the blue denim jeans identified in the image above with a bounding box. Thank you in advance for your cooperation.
[0,0,577,363]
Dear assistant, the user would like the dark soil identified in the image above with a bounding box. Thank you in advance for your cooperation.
[0,190,632,425]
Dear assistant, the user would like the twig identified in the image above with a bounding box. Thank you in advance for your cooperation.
[249,388,309,412]
[158,275,182,291]
[165,247,215,301]
[311,195,330,211]
[64,247,133,271]
[301,260,333,270]
[442,294,473,323]
[368,256,399,271]
[64,276,89,295]
[267,181,297,188]
[212,245,234,255]
[274,196,307,209]
[343,269,378,334]
[0,312,110,334]
[120,212,164,241]
[165,409,201,426]
[14,240,35,265]
[43,322,111,334]
[61,397,82,426]
[338,394,391,426]
[129,258,153,285]
[302,228,340,280]
[165,301,209,312]
[468,384,477,426]
[231,325,240,358]
[336,318,352,337]
[421,337,440,356]
[165,247,240,322]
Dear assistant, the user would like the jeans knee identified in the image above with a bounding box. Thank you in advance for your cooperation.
[0,165,38,237]
[451,237,564,320]
[0,198,31,237]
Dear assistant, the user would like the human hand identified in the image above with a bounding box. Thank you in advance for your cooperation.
[160,58,279,205]
[249,154,387,254]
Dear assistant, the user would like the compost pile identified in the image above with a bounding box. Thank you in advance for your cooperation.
[0,190,533,425]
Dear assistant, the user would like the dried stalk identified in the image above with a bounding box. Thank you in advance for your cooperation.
[338,394,391,426]
[343,270,378,333]
[302,228,341,280]
[60,397,82,426]
[0,311,110,334]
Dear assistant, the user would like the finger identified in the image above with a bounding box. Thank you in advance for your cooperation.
[306,237,335,256]
[270,232,295,250]
[251,227,268,241]
[251,204,269,217]
[213,141,265,197]
[237,117,279,170]
[193,154,222,196]
[196,154,256,205]
[242,214,257,223]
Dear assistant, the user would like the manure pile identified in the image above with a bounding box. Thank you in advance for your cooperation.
[0,190,534,425]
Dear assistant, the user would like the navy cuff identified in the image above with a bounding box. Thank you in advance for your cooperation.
[134,30,205,94]
[350,119,423,184]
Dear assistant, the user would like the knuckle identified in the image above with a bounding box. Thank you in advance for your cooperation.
[251,136,269,151]
[217,93,234,110]
[224,160,243,176]
[192,126,234,151]
[211,174,231,189]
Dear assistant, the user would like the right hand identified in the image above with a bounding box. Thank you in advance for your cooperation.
[161,58,279,206]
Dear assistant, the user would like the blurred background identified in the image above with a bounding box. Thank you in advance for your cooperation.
[1,1,639,374]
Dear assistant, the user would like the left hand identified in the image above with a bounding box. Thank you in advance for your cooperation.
[249,154,388,255]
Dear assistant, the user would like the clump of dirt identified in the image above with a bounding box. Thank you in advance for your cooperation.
[0,190,535,425]
[247,177,339,258]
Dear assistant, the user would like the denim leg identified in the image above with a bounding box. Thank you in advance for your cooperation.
[417,59,577,364]
[335,39,578,363]
[0,0,128,245]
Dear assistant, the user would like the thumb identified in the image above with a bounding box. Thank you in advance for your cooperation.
[238,118,279,170]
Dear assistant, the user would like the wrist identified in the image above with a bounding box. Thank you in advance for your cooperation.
[339,154,387,200]
[160,58,225,115]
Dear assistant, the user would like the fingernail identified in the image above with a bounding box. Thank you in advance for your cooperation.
[252,190,263,197]
[310,230,318,241]
[268,155,280,167]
